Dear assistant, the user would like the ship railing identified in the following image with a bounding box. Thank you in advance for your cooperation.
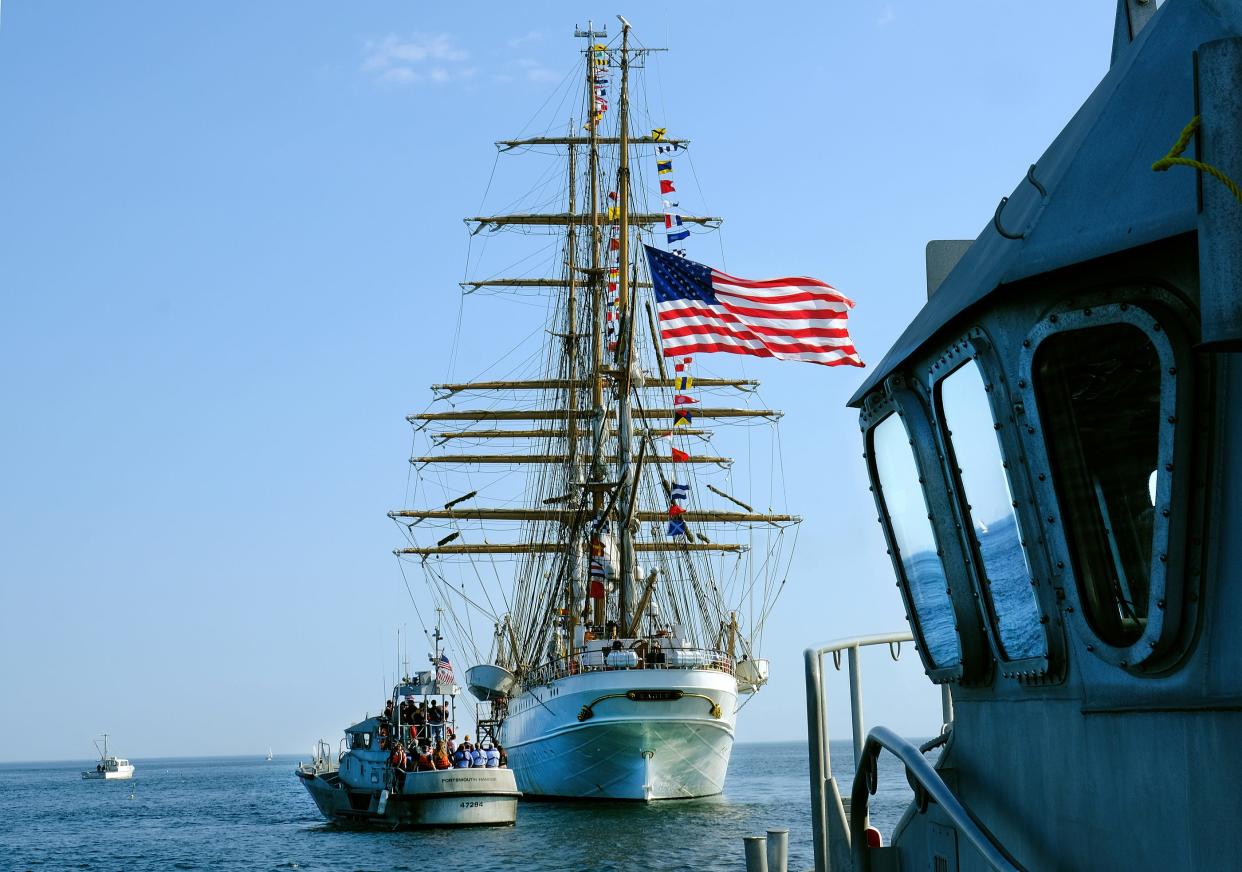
[525,647,733,687]
[849,726,1025,872]
[804,632,951,872]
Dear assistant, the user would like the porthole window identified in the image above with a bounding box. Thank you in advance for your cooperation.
[870,413,962,669]
[937,359,1048,662]
[1034,323,1160,647]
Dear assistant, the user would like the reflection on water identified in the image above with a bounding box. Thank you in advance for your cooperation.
[939,360,1046,661]
[978,514,1045,659]
[872,414,961,668]
[905,551,959,666]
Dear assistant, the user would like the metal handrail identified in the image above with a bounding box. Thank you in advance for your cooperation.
[850,726,1025,872]
[804,632,918,872]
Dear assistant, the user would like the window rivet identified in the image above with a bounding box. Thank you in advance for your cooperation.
[1086,644,1095,652]
[1022,338,1032,348]
[1120,303,1129,311]
[1066,605,1074,613]
[1038,473,1046,481]
[1039,615,1050,624]
[1120,660,1129,667]
[1159,553,1168,563]
[994,423,1002,431]
[1150,641,1158,649]
[1165,463,1174,472]
[1018,379,1027,389]
[1056,561,1064,569]
[1049,315,1059,324]
[1161,509,1169,518]
[1168,366,1177,375]
[1157,599,1166,610]
[1084,308,1093,316]
[1026,425,1035,434]
[1047,516,1055,523]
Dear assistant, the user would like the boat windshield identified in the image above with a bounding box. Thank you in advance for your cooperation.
[938,360,1047,661]
[871,413,961,669]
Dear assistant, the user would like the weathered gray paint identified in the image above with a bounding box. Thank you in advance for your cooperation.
[846,2,1242,869]
[925,241,972,299]
[1196,37,1242,349]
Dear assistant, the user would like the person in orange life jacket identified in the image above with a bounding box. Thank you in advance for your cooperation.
[433,741,452,770]
[415,746,435,772]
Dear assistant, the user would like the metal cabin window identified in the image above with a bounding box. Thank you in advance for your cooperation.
[937,360,1048,662]
[1034,324,1160,647]
[870,413,962,670]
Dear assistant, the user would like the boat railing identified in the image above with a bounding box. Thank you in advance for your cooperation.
[525,646,733,687]
[849,726,1025,872]
[804,631,951,872]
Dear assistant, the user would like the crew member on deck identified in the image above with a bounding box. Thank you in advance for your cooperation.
[428,701,445,740]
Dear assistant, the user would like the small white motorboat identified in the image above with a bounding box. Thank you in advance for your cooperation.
[81,734,134,780]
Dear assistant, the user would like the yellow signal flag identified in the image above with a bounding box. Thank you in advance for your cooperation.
[651,127,666,141]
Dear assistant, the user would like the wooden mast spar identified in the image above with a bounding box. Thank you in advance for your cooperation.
[394,21,797,677]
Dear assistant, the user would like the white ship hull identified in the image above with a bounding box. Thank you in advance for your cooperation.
[499,667,736,800]
[82,765,134,780]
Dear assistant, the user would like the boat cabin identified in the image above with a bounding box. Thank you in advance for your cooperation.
[834,2,1242,870]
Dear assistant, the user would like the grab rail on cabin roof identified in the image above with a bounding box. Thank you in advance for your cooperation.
[804,632,949,872]
[851,727,1025,872]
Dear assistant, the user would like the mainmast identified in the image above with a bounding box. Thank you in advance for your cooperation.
[615,16,635,631]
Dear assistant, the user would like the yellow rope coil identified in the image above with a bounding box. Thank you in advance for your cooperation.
[1152,115,1242,204]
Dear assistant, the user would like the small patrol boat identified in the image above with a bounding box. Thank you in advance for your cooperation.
[296,634,519,828]
[81,734,134,780]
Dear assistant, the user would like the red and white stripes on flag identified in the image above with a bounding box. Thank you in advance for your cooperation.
[644,245,864,367]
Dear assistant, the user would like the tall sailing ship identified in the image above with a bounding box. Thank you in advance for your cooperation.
[391,20,809,801]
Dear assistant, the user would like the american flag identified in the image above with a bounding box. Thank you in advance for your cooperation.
[436,654,454,684]
[645,245,863,367]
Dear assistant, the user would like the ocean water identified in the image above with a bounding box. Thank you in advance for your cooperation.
[0,741,920,872]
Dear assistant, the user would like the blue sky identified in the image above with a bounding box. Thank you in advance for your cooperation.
[0,2,1115,762]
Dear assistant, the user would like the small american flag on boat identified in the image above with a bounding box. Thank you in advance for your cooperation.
[644,245,863,367]
[436,654,454,684]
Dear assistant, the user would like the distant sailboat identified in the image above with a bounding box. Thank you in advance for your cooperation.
[266,747,273,761]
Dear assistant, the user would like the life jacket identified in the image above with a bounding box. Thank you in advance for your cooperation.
[416,753,434,771]
[453,749,470,768]
[484,748,500,768]
[435,752,451,770]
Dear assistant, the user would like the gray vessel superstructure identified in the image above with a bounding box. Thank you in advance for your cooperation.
[807,1,1242,870]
